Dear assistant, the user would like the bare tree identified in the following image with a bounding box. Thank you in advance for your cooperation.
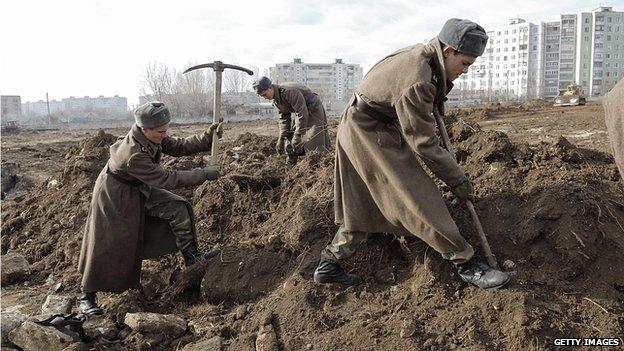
[139,61,174,101]
[223,64,253,92]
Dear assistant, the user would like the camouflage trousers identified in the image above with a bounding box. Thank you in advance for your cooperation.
[320,227,474,264]
[145,197,194,251]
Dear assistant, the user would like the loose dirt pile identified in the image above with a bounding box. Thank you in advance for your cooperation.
[1,116,623,350]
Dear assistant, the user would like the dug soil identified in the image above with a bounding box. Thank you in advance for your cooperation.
[2,102,623,350]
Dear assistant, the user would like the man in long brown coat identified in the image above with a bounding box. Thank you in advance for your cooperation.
[313,19,510,290]
[253,77,331,157]
[77,101,221,315]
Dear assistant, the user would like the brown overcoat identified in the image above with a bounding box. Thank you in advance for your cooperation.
[602,78,624,178]
[78,124,213,293]
[273,83,331,152]
[334,38,473,258]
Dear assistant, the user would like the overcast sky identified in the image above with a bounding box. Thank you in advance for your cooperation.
[1,0,617,106]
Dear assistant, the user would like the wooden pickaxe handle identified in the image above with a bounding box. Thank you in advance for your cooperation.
[183,61,254,165]
[432,108,500,269]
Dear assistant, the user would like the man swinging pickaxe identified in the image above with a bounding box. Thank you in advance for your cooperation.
[184,61,254,164]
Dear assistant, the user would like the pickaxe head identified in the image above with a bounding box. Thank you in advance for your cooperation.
[183,61,254,75]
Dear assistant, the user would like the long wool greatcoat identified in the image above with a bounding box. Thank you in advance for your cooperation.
[334,38,473,257]
[602,78,624,178]
[273,83,331,152]
[78,125,213,293]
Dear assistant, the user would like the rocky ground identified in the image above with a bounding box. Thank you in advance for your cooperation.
[1,101,623,350]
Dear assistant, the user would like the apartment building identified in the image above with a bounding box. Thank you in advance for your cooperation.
[1,95,22,121]
[269,58,363,113]
[449,7,623,105]
[450,18,542,104]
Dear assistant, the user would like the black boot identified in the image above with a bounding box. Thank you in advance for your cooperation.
[455,258,510,290]
[313,259,362,286]
[77,292,103,316]
[181,245,220,267]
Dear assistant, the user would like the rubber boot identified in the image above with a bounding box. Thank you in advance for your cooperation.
[313,259,362,286]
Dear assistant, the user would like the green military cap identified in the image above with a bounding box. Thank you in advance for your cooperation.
[134,101,171,128]
[438,18,488,57]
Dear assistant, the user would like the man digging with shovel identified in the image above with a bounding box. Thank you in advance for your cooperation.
[77,101,222,315]
[313,18,510,290]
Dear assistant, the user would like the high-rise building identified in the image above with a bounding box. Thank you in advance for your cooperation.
[575,7,624,97]
[1,95,22,121]
[449,18,542,104]
[541,21,562,100]
[269,58,363,113]
[449,7,623,105]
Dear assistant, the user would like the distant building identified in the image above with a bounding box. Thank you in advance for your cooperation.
[575,7,624,97]
[63,95,127,113]
[1,95,22,122]
[448,6,624,105]
[449,18,542,104]
[22,95,128,119]
[22,99,64,117]
[270,58,363,114]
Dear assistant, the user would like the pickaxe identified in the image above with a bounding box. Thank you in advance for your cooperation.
[433,108,500,270]
[183,61,254,164]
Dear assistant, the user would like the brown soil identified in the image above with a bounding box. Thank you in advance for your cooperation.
[1,104,623,350]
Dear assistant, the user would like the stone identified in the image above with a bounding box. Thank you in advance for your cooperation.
[255,324,279,351]
[502,259,516,270]
[234,305,247,320]
[83,315,118,340]
[41,295,73,315]
[399,318,417,338]
[1,312,27,344]
[60,343,90,351]
[8,321,74,351]
[1,253,30,285]
[124,312,187,337]
[180,335,222,351]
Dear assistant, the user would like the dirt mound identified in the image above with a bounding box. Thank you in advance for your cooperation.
[449,100,553,121]
[2,121,623,350]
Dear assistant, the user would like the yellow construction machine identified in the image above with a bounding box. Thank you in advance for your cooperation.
[554,84,587,107]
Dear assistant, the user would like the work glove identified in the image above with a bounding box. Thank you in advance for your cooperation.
[276,136,286,154]
[207,122,223,139]
[202,165,221,181]
[290,132,303,153]
[451,179,474,203]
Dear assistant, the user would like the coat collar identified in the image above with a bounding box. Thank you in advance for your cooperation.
[272,84,283,105]
[131,124,161,160]
[425,38,454,93]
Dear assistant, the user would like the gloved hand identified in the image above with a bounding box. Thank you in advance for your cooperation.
[276,136,285,154]
[451,179,474,203]
[290,132,303,153]
[202,165,220,181]
[207,122,223,139]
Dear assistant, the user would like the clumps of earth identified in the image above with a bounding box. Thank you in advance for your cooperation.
[1,116,622,350]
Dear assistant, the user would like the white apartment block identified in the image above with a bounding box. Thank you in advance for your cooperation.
[450,18,541,104]
[450,7,624,105]
[269,58,363,113]
[23,95,128,117]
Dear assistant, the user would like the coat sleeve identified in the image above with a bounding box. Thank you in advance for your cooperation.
[278,113,292,137]
[285,89,310,136]
[394,82,466,187]
[160,131,213,157]
[125,152,205,189]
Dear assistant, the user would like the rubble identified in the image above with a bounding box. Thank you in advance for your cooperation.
[8,321,74,351]
[1,252,30,284]
[124,312,187,337]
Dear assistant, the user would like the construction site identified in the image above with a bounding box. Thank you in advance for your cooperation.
[1,97,623,350]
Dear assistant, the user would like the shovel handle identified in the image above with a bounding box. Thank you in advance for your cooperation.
[432,108,499,269]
